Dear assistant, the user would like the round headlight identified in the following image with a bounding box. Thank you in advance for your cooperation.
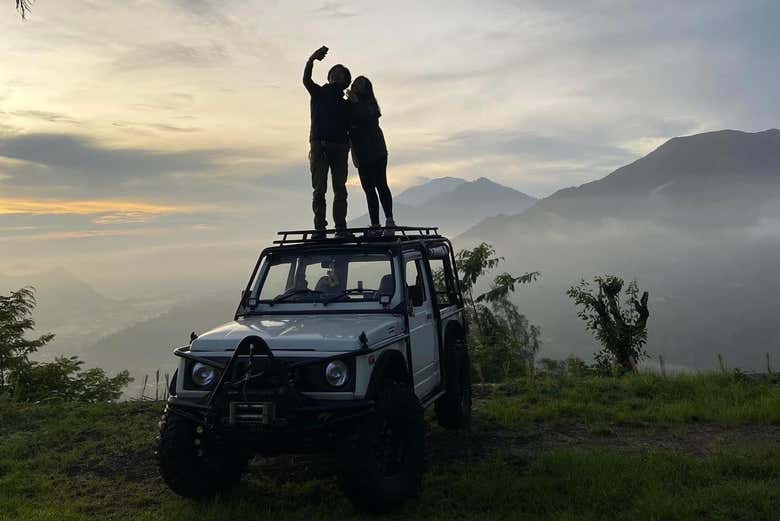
[191,362,217,387]
[324,360,349,387]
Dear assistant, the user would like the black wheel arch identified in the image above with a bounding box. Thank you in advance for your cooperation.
[366,349,410,399]
[443,320,467,371]
[443,320,466,349]
[168,369,178,397]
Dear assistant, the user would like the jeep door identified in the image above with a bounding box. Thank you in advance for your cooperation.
[403,254,441,398]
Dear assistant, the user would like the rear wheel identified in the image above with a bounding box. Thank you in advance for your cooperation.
[434,336,472,429]
[156,407,250,498]
[341,380,425,513]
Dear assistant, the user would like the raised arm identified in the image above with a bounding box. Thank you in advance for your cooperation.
[303,46,329,95]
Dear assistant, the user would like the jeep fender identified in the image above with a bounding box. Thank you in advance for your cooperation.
[443,321,466,354]
[442,321,466,381]
[365,349,410,399]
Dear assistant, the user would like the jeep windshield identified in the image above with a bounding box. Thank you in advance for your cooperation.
[249,251,395,306]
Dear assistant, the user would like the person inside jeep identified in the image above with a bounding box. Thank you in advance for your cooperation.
[303,45,352,239]
[314,264,340,293]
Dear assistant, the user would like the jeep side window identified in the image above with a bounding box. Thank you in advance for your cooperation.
[405,259,427,308]
[429,257,456,308]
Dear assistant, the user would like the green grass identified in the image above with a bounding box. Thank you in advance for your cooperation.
[1,373,779,521]
[480,372,780,428]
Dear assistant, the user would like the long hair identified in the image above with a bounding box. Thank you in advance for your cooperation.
[354,76,381,118]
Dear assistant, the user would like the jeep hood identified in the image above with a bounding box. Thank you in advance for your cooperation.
[189,314,405,353]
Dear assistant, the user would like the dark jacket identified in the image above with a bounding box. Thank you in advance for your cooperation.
[349,101,387,168]
[304,78,350,144]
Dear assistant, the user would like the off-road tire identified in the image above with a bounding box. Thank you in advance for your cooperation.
[341,380,425,513]
[156,406,249,498]
[434,336,472,429]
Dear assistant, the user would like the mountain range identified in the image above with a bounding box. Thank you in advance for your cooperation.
[351,176,537,234]
[464,129,780,237]
[459,129,780,371]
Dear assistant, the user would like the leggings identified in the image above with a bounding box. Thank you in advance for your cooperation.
[358,156,393,225]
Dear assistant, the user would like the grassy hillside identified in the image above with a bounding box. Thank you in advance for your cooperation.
[1,373,778,521]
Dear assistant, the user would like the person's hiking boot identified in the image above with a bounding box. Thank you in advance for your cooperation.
[384,219,396,237]
[311,230,326,240]
[335,228,355,239]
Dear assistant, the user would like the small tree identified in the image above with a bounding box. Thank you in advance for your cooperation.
[567,275,650,374]
[454,243,541,382]
[0,287,54,390]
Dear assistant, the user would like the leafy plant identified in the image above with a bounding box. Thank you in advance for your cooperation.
[12,356,132,403]
[16,0,33,19]
[454,243,541,382]
[567,275,650,374]
[0,287,54,389]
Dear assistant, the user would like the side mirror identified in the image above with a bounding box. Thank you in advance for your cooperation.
[242,289,257,308]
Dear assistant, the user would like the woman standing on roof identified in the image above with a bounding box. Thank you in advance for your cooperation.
[347,76,395,236]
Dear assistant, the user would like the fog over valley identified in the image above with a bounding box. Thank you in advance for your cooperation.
[4,129,779,384]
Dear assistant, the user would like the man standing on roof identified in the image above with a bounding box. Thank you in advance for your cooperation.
[303,46,353,239]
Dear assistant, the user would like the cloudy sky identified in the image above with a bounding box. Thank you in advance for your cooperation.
[1,0,778,292]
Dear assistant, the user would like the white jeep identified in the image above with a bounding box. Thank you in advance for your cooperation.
[157,226,471,512]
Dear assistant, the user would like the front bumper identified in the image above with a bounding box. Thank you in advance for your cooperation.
[168,394,373,429]
[169,336,374,439]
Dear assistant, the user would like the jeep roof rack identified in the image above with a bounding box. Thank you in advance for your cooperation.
[273,226,441,245]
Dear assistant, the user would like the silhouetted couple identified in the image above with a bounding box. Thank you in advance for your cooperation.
[303,45,394,239]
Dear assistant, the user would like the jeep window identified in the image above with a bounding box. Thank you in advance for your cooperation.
[405,259,427,308]
[429,257,457,308]
[255,252,394,303]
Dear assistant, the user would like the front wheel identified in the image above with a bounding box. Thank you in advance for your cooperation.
[156,407,250,499]
[341,380,425,513]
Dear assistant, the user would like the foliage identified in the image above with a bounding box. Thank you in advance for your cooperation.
[454,243,541,382]
[0,287,130,402]
[454,242,502,295]
[0,287,55,389]
[16,0,33,19]
[12,355,132,403]
[474,272,540,303]
[567,275,650,374]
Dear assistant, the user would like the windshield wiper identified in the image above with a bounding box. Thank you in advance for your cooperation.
[270,288,323,305]
[322,287,375,305]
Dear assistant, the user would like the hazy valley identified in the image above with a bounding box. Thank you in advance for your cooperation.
[6,129,780,385]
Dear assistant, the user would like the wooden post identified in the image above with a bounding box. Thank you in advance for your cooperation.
[659,354,666,378]
[717,353,727,374]
[767,352,773,375]
[155,370,160,401]
[140,374,148,400]
[164,373,170,401]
